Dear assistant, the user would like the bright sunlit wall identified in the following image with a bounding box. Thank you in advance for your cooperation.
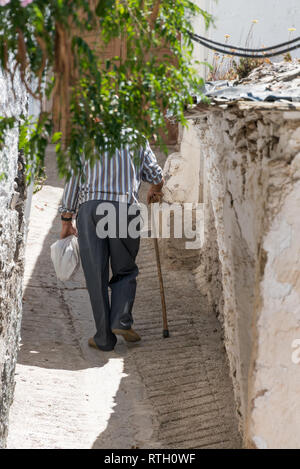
[192,0,300,79]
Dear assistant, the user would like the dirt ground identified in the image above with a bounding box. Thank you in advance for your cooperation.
[7,146,241,449]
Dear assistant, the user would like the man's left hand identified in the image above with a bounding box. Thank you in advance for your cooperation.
[60,221,78,239]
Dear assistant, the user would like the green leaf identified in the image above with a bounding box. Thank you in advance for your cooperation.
[51,132,62,144]
[95,0,115,17]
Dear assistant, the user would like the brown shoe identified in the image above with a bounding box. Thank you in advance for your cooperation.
[112,328,141,343]
[88,337,116,351]
[88,337,99,349]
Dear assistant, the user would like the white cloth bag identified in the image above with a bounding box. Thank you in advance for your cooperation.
[50,235,80,282]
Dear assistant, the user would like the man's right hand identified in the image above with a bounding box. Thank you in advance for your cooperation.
[147,179,164,205]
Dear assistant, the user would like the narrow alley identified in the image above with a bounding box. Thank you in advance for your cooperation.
[7,146,241,449]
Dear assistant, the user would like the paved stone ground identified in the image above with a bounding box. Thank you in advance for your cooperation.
[7,146,241,449]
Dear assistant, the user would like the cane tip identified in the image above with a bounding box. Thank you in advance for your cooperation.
[163,329,169,338]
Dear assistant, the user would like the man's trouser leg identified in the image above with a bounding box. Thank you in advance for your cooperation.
[77,201,117,351]
[107,201,140,330]
[109,234,140,330]
[94,200,140,330]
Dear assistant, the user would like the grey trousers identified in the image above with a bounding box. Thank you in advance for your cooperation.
[77,200,140,351]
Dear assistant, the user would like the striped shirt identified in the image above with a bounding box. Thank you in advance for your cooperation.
[59,141,163,213]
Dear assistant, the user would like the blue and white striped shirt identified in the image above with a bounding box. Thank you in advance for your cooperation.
[59,141,163,213]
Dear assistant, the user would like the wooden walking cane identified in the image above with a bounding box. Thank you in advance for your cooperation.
[152,203,169,338]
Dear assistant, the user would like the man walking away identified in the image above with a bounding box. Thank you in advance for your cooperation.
[59,142,164,351]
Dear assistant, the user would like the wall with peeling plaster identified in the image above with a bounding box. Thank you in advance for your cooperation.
[162,63,300,447]
[0,72,26,448]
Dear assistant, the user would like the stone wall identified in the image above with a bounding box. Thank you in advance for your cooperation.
[193,100,300,448]
[163,63,300,448]
[159,125,203,270]
[0,72,26,448]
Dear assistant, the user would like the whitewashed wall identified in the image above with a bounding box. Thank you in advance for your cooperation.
[24,94,40,228]
[193,0,300,78]
[0,72,27,448]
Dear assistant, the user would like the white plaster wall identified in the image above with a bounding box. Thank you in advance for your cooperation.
[195,109,260,427]
[190,0,212,77]
[159,63,300,446]
[194,0,300,78]
[158,125,203,270]
[163,124,201,204]
[190,105,300,447]
[0,70,27,447]
[249,181,300,449]
[24,94,41,229]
